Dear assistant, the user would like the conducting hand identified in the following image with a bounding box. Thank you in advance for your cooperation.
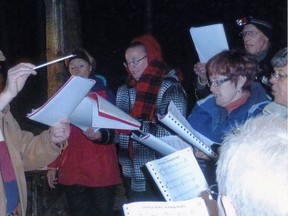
[4,63,37,99]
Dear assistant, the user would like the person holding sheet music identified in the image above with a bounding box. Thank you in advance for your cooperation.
[0,60,70,216]
[193,16,276,100]
[116,34,187,202]
[187,49,271,187]
[47,48,121,216]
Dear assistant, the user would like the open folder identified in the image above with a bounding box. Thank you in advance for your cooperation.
[27,76,141,131]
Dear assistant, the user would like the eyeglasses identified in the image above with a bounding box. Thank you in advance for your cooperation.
[208,78,230,87]
[124,55,147,67]
[207,184,221,200]
[239,31,260,38]
[271,72,288,80]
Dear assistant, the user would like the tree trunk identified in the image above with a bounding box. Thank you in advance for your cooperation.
[44,0,81,97]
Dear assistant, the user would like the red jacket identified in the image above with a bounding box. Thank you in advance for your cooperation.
[48,88,121,187]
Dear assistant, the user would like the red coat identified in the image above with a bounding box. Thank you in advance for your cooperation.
[49,125,121,187]
[48,88,122,187]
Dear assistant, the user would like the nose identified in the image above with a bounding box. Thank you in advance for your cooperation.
[269,75,277,84]
[209,84,216,93]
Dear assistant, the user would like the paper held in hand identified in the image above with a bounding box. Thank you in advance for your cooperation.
[70,93,141,131]
[157,101,218,159]
[27,76,95,126]
[145,147,209,202]
[190,23,229,62]
[131,131,192,156]
[27,76,141,131]
[123,197,210,216]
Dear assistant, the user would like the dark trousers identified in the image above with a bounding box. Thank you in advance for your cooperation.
[123,176,165,203]
[63,184,117,216]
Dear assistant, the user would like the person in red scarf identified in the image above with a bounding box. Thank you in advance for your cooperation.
[116,34,187,202]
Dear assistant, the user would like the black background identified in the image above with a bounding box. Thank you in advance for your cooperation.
[0,0,286,129]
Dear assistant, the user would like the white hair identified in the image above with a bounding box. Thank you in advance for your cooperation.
[216,115,288,216]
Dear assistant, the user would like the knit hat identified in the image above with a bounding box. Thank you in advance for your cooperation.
[236,16,272,39]
[64,48,96,72]
[0,50,6,61]
[132,34,163,64]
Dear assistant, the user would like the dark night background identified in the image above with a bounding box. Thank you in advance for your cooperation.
[0,0,287,130]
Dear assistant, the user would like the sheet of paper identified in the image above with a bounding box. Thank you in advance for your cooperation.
[70,94,141,131]
[92,94,141,130]
[123,198,210,216]
[27,76,95,126]
[190,23,229,62]
[132,132,192,156]
[146,148,209,201]
[159,135,191,151]
[158,102,217,159]
[131,132,179,155]
[69,97,93,131]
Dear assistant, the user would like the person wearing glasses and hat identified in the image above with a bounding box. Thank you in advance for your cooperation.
[193,16,276,100]
[116,34,187,202]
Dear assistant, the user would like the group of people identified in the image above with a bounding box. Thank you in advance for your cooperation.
[0,15,287,216]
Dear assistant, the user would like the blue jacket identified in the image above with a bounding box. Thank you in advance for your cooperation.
[188,82,271,145]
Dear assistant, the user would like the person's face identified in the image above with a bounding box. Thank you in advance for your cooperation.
[242,24,269,55]
[209,75,243,107]
[68,58,91,78]
[125,46,148,81]
[270,64,288,107]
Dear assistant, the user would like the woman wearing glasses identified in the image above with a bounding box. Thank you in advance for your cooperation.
[194,16,277,100]
[187,49,271,187]
[116,34,187,202]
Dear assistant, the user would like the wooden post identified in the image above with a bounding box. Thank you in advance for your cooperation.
[44,0,81,97]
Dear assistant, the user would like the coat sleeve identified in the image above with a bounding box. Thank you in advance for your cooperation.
[2,109,62,171]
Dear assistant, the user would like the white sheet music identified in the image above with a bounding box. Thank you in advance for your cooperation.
[146,148,208,202]
[158,101,218,159]
[132,132,192,156]
[27,76,141,131]
[27,76,95,126]
[190,23,229,62]
[123,198,210,216]
[70,94,141,131]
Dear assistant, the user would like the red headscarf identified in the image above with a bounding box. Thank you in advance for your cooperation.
[128,34,167,121]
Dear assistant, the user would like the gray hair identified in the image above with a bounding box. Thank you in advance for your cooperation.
[216,115,288,216]
[271,47,287,67]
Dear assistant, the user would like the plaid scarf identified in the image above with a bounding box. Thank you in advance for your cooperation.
[129,64,166,121]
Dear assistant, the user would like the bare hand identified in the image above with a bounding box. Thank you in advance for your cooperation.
[84,127,102,141]
[194,148,210,160]
[194,62,207,82]
[47,169,58,189]
[4,63,37,99]
[50,119,70,145]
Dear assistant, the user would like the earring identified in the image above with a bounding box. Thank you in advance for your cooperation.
[237,88,241,93]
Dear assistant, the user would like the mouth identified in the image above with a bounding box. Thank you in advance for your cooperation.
[244,43,253,47]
